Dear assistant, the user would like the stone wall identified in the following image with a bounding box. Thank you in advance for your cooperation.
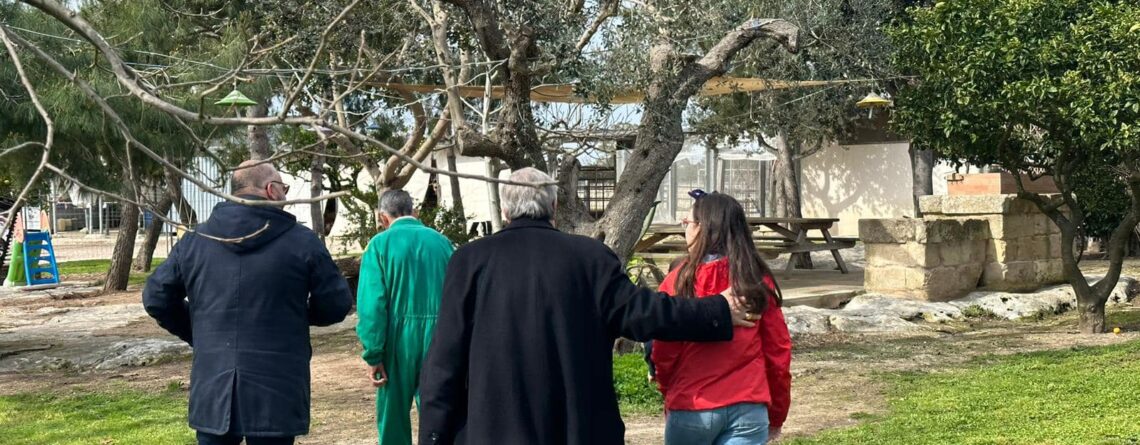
[920,195,1065,292]
[860,194,1065,301]
[861,218,989,301]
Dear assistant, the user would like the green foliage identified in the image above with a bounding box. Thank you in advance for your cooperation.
[786,340,1140,444]
[613,352,663,415]
[1071,157,1131,241]
[0,388,193,445]
[340,188,380,251]
[689,0,900,149]
[960,304,996,319]
[418,204,473,246]
[890,0,1140,167]
[889,0,1140,322]
[0,0,228,192]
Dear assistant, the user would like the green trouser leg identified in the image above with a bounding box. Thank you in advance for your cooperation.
[375,319,434,445]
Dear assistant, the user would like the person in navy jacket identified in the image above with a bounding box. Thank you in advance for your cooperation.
[144,160,352,445]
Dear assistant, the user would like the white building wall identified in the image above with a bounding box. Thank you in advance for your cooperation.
[800,142,916,237]
[280,152,502,243]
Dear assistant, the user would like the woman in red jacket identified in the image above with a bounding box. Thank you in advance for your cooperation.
[651,190,792,445]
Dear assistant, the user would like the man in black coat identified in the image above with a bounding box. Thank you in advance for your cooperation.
[144,160,353,445]
[419,168,754,445]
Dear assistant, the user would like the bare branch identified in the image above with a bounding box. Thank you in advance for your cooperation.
[4,25,349,207]
[278,0,363,118]
[0,25,55,236]
[10,2,549,191]
[673,19,799,102]
[574,0,619,53]
[0,141,45,159]
[45,164,271,244]
[397,109,452,181]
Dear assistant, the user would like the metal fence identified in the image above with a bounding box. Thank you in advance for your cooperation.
[38,157,228,264]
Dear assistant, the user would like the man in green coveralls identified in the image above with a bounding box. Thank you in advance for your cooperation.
[356,190,454,444]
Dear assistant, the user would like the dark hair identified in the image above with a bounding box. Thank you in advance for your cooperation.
[675,192,782,313]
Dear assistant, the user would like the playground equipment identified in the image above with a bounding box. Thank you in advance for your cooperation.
[19,231,60,290]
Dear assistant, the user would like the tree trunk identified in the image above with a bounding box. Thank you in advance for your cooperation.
[769,132,803,219]
[768,133,813,269]
[165,166,197,226]
[910,145,935,216]
[442,12,798,263]
[446,146,465,216]
[1076,297,1107,334]
[104,198,140,292]
[310,153,325,238]
[133,195,173,272]
[323,197,338,238]
[486,159,504,232]
[585,88,686,261]
[554,156,596,233]
[247,100,271,160]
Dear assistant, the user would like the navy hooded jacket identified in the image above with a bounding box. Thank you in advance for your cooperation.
[143,199,352,437]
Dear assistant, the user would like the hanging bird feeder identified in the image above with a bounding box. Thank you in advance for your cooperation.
[214,88,258,107]
[856,92,892,109]
[856,92,892,118]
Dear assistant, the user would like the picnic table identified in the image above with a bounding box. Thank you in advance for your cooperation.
[633,217,856,277]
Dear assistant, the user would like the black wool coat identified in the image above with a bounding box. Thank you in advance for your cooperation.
[418,218,734,445]
[143,200,352,437]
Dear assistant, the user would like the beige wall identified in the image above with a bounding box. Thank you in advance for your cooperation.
[282,153,502,249]
[800,142,916,237]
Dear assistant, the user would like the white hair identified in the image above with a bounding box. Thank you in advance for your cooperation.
[500,168,558,221]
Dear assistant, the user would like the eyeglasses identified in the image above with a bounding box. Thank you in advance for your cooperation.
[268,181,290,194]
[681,217,698,228]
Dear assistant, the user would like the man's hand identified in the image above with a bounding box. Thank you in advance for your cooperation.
[721,288,755,328]
[768,426,782,443]
[369,363,388,387]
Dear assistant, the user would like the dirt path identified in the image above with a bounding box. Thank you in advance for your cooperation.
[2,269,1139,444]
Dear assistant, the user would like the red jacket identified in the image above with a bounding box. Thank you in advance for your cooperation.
[651,258,792,428]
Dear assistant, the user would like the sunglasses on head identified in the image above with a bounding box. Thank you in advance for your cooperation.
[688,189,708,200]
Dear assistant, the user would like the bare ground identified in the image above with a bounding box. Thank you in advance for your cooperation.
[2,259,1139,444]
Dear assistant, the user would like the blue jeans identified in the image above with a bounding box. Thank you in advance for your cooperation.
[665,403,770,445]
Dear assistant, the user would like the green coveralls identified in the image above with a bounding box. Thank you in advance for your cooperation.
[356,217,454,445]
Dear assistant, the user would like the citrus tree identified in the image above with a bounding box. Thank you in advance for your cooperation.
[891,0,1140,332]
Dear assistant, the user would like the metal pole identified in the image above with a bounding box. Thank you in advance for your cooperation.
[98,197,104,235]
[49,185,57,233]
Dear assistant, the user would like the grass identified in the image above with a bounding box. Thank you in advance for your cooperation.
[57,258,164,286]
[0,355,661,443]
[614,352,663,415]
[785,339,1140,445]
[0,386,193,445]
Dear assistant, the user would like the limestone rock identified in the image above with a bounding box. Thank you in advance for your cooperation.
[1097,276,1140,307]
[949,288,1075,320]
[827,313,923,333]
[783,306,833,336]
[843,294,963,323]
[93,339,191,370]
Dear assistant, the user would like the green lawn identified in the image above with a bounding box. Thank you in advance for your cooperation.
[785,339,1140,445]
[614,352,663,414]
[9,339,1140,443]
[57,258,164,286]
[0,387,193,445]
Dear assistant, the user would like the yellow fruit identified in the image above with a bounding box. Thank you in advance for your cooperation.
[1114,327,1122,335]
